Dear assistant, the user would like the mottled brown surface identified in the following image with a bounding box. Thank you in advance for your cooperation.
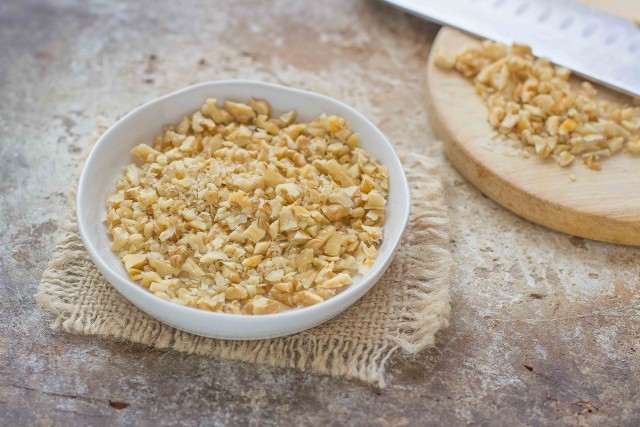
[1,0,639,425]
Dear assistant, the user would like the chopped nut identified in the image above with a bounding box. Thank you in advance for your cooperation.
[317,272,352,289]
[224,100,255,123]
[131,144,161,163]
[364,190,386,209]
[122,253,147,269]
[140,271,162,288]
[200,250,229,262]
[249,98,272,117]
[271,281,291,292]
[242,255,262,268]
[323,232,346,257]
[321,204,349,221]
[149,281,168,293]
[294,270,316,289]
[296,248,314,272]
[433,47,456,70]
[328,189,354,208]
[106,97,388,314]
[148,257,179,277]
[446,41,640,169]
[279,208,298,232]
[275,182,302,202]
[555,151,575,167]
[226,285,249,300]
[627,135,640,152]
[243,220,267,243]
[263,270,283,283]
[325,159,355,187]
[295,290,324,306]
[254,241,270,255]
[248,296,280,314]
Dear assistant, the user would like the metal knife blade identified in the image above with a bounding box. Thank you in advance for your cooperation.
[381,0,640,97]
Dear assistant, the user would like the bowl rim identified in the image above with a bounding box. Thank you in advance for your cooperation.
[77,79,411,326]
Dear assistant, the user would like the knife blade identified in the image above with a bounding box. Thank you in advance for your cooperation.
[381,0,640,97]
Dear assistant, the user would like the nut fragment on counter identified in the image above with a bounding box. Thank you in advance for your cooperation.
[435,40,640,170]
[105,98,389,314]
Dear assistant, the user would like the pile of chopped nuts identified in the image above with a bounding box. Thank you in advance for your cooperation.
[105,98,388,314]
[434,41,640,170]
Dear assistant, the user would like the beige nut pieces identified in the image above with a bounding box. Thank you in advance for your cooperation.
[435,41,640,170]
[105,98,389,314]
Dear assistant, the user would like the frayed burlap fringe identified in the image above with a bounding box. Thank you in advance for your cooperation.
[37,145,452,387]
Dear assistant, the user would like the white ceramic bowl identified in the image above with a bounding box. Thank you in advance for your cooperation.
[77,80,410,340]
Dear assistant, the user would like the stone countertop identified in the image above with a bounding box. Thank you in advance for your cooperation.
[1,0,638,425]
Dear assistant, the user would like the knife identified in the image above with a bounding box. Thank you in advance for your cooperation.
[380,0,640,97]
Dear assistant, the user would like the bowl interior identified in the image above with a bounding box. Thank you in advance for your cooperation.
[78,81,410,318]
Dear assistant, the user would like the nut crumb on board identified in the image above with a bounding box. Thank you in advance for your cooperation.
[435,40,640,170]
[433,47,456,70]
[105,98,388,314]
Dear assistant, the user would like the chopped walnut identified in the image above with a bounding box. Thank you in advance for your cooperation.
[106,98,388,314]
[435,40,640,170]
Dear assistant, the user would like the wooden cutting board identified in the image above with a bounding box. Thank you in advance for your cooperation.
[426,0,640,245]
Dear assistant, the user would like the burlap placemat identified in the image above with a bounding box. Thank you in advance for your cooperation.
[36,126,452,387]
